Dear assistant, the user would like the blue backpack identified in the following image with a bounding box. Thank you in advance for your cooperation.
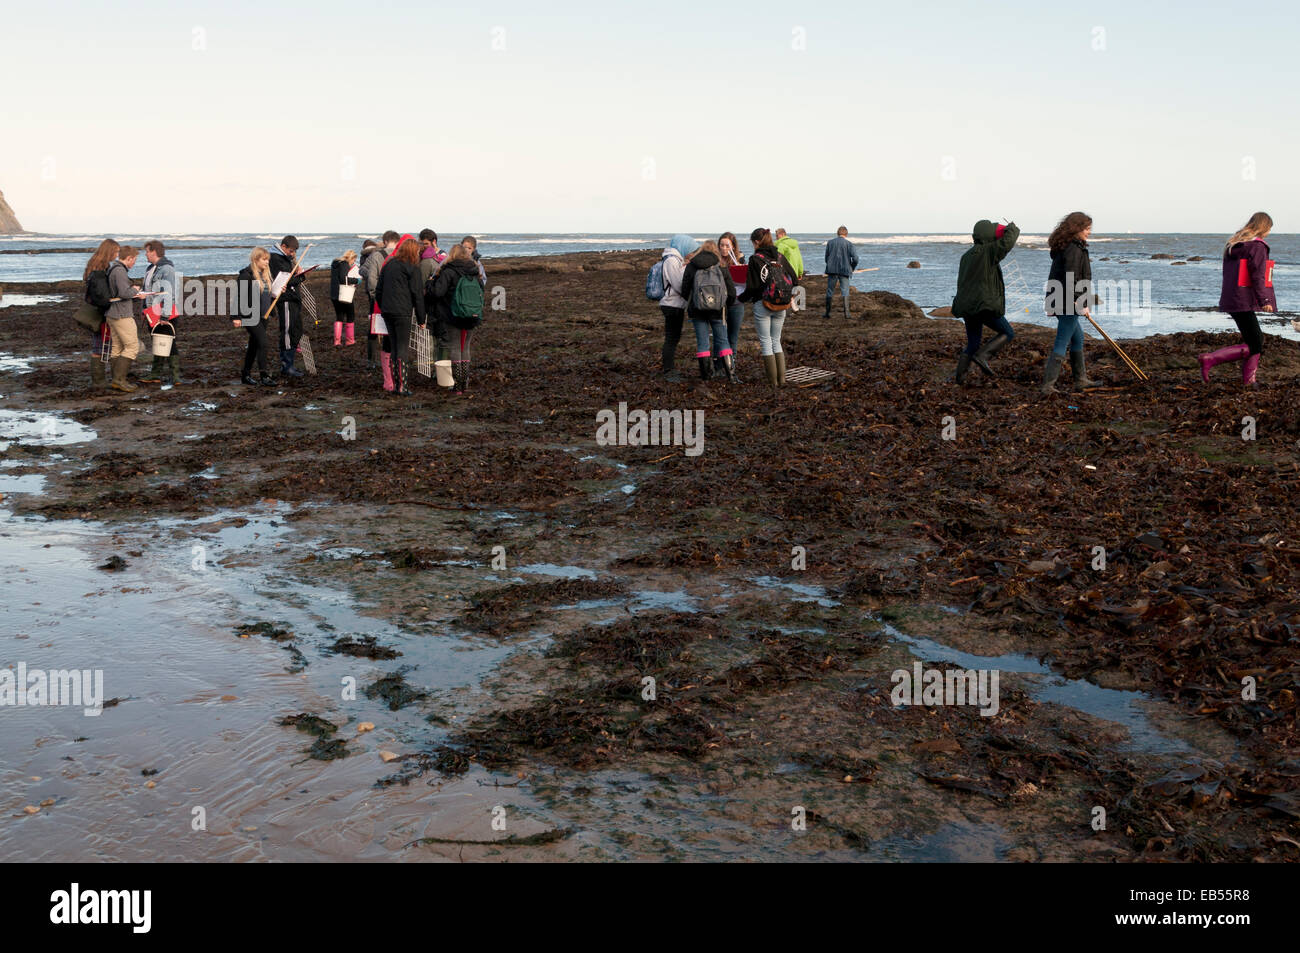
[645,259,666,301]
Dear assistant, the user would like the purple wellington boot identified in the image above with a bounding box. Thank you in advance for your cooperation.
[1198,344,1249,383]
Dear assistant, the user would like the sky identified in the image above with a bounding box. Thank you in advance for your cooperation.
[1,0,1297,234]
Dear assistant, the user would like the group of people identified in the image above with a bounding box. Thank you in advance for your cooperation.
[230,230,487,396]
[652,226,860,387]
[950,210,1279,392]
[79,230,488,397]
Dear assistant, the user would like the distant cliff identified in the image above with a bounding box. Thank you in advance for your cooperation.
[0,190,24,233]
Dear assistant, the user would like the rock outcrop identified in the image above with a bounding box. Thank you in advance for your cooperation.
[0,190,23,233]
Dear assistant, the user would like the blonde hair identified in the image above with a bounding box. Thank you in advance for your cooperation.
[249,246,272,291]
[698,240,720,257]
[444,243,470,264]
[1226,212,1273,252]
[336,249,357,264]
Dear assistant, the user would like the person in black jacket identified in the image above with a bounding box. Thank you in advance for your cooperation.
[329,249,359,348]
[950,220,1019,384]
[680,240,738,382]
[1042,212,1101,394]
[431,244,486,396]
[738,228,799,389]
[269,235,305,378]
[375,237,426,396]
[231,247,276,386]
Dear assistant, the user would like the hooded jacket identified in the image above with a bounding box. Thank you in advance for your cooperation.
[360,247,385,298]
[1045,238,1092,317]
[269,249,303,305]
[431,257,485,328]
[951,221,1019,318]
[659,235,700,309]
[375,258,426,325]
[775,235,804,278]
[823,235,859,277]
[1219,238,1277,313]
[105,260,137,320]
[143,256,178,323]
[739,243,798,304]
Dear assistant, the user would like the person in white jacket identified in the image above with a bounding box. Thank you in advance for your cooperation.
[659,234,699,381]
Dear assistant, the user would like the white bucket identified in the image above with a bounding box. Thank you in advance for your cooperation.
[435,360,453,387]
[151,322,175,357]
[337,284,355,303]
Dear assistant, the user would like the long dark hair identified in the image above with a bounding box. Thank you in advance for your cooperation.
[84,239,119,280]
[718,232,745,264]
[1047,212,1092,252]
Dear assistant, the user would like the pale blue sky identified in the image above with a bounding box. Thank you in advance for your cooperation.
[1,0,1295,233]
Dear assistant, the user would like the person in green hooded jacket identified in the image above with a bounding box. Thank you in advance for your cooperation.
[774,229,804,279]
[950,219,1019,384]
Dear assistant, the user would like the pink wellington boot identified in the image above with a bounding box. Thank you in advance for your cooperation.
[1198,343,1249,383]
[1243,352,1260,386]
[333,321,343,347]
[344,323,356,346]
[380,352,394,392]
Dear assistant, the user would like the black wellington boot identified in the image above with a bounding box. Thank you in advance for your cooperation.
[955,353,971,385]
[972,333,1010,377]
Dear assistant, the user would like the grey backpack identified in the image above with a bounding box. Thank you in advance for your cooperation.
[692,264,727,311]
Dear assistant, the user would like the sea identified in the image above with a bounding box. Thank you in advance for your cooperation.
[2,232,1296,341]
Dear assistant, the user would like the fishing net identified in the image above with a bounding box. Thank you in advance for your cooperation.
[1001,257,1038,315]
[413,324,434,377]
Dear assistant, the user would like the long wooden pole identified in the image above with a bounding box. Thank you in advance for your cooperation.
[261,243,314,323]
[1083,312,1148,380]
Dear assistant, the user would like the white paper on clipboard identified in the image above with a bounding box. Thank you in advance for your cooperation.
[271,271,291,296]
[372,313,389,336]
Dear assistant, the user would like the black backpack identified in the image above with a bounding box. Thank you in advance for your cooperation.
[758,252,794,310]
[86,269,112,312]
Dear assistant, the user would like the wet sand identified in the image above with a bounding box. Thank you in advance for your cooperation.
[1,251,1297,861]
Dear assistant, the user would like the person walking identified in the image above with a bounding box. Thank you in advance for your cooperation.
[1200,212,1276,386]
[950,220,1020,384]
[330,249,360,348]
[718,231,746,378]
[104,245,150,393]
[375,237,426,396]
[1041,212,1102,395]
[140,240,181,387]
[739,228,798,389]
[681,240,738,381]
[823,226,859,319]
[658,234,700,381]
[232,247,276,386]
[430,243,486,396]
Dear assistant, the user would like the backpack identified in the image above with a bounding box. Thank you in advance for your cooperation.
[86,269,113,312]
[645,259,666,300]
[758,252,794,310]
[450,273,485,327]
[691,264,727,312]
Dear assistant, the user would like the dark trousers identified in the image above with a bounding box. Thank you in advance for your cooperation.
[1230,311,1263,355]
[387,313,412,362]
[962,310,1014,355]
[243,321,269,376]
[278,301,302,364]
[333,300,355,323]
[660,305,685,371]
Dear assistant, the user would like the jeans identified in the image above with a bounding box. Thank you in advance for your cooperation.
[1050,314,1084,356]
[691,314,731,358]
[725,302,744,354]
[825,275,851,307]
[962,311,1015,355]
[752,301,785,356]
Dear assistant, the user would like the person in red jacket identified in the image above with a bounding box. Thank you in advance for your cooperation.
[1200,212,1277,386]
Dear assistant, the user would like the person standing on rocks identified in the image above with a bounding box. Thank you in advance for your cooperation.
[330,248,360,348]
[430,243,486,396]
[360,236,390,370]
[658,234,700,381]
[950,220,1020,384]
[462,236,487,284]
[1200,211,1276,386]
[140,240,181,387]
[681,240,738,382]
[375,237,426,397]
[233,247,276,386]
[104,245,151,393]
[1041,212,1102,395]
[81,239,118,390]
[774,228,804,279]
[418,229,449,362]
[823,226,859,319]
[269,235,306,379]
[718,232,747,377]
[739,228,798,389]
